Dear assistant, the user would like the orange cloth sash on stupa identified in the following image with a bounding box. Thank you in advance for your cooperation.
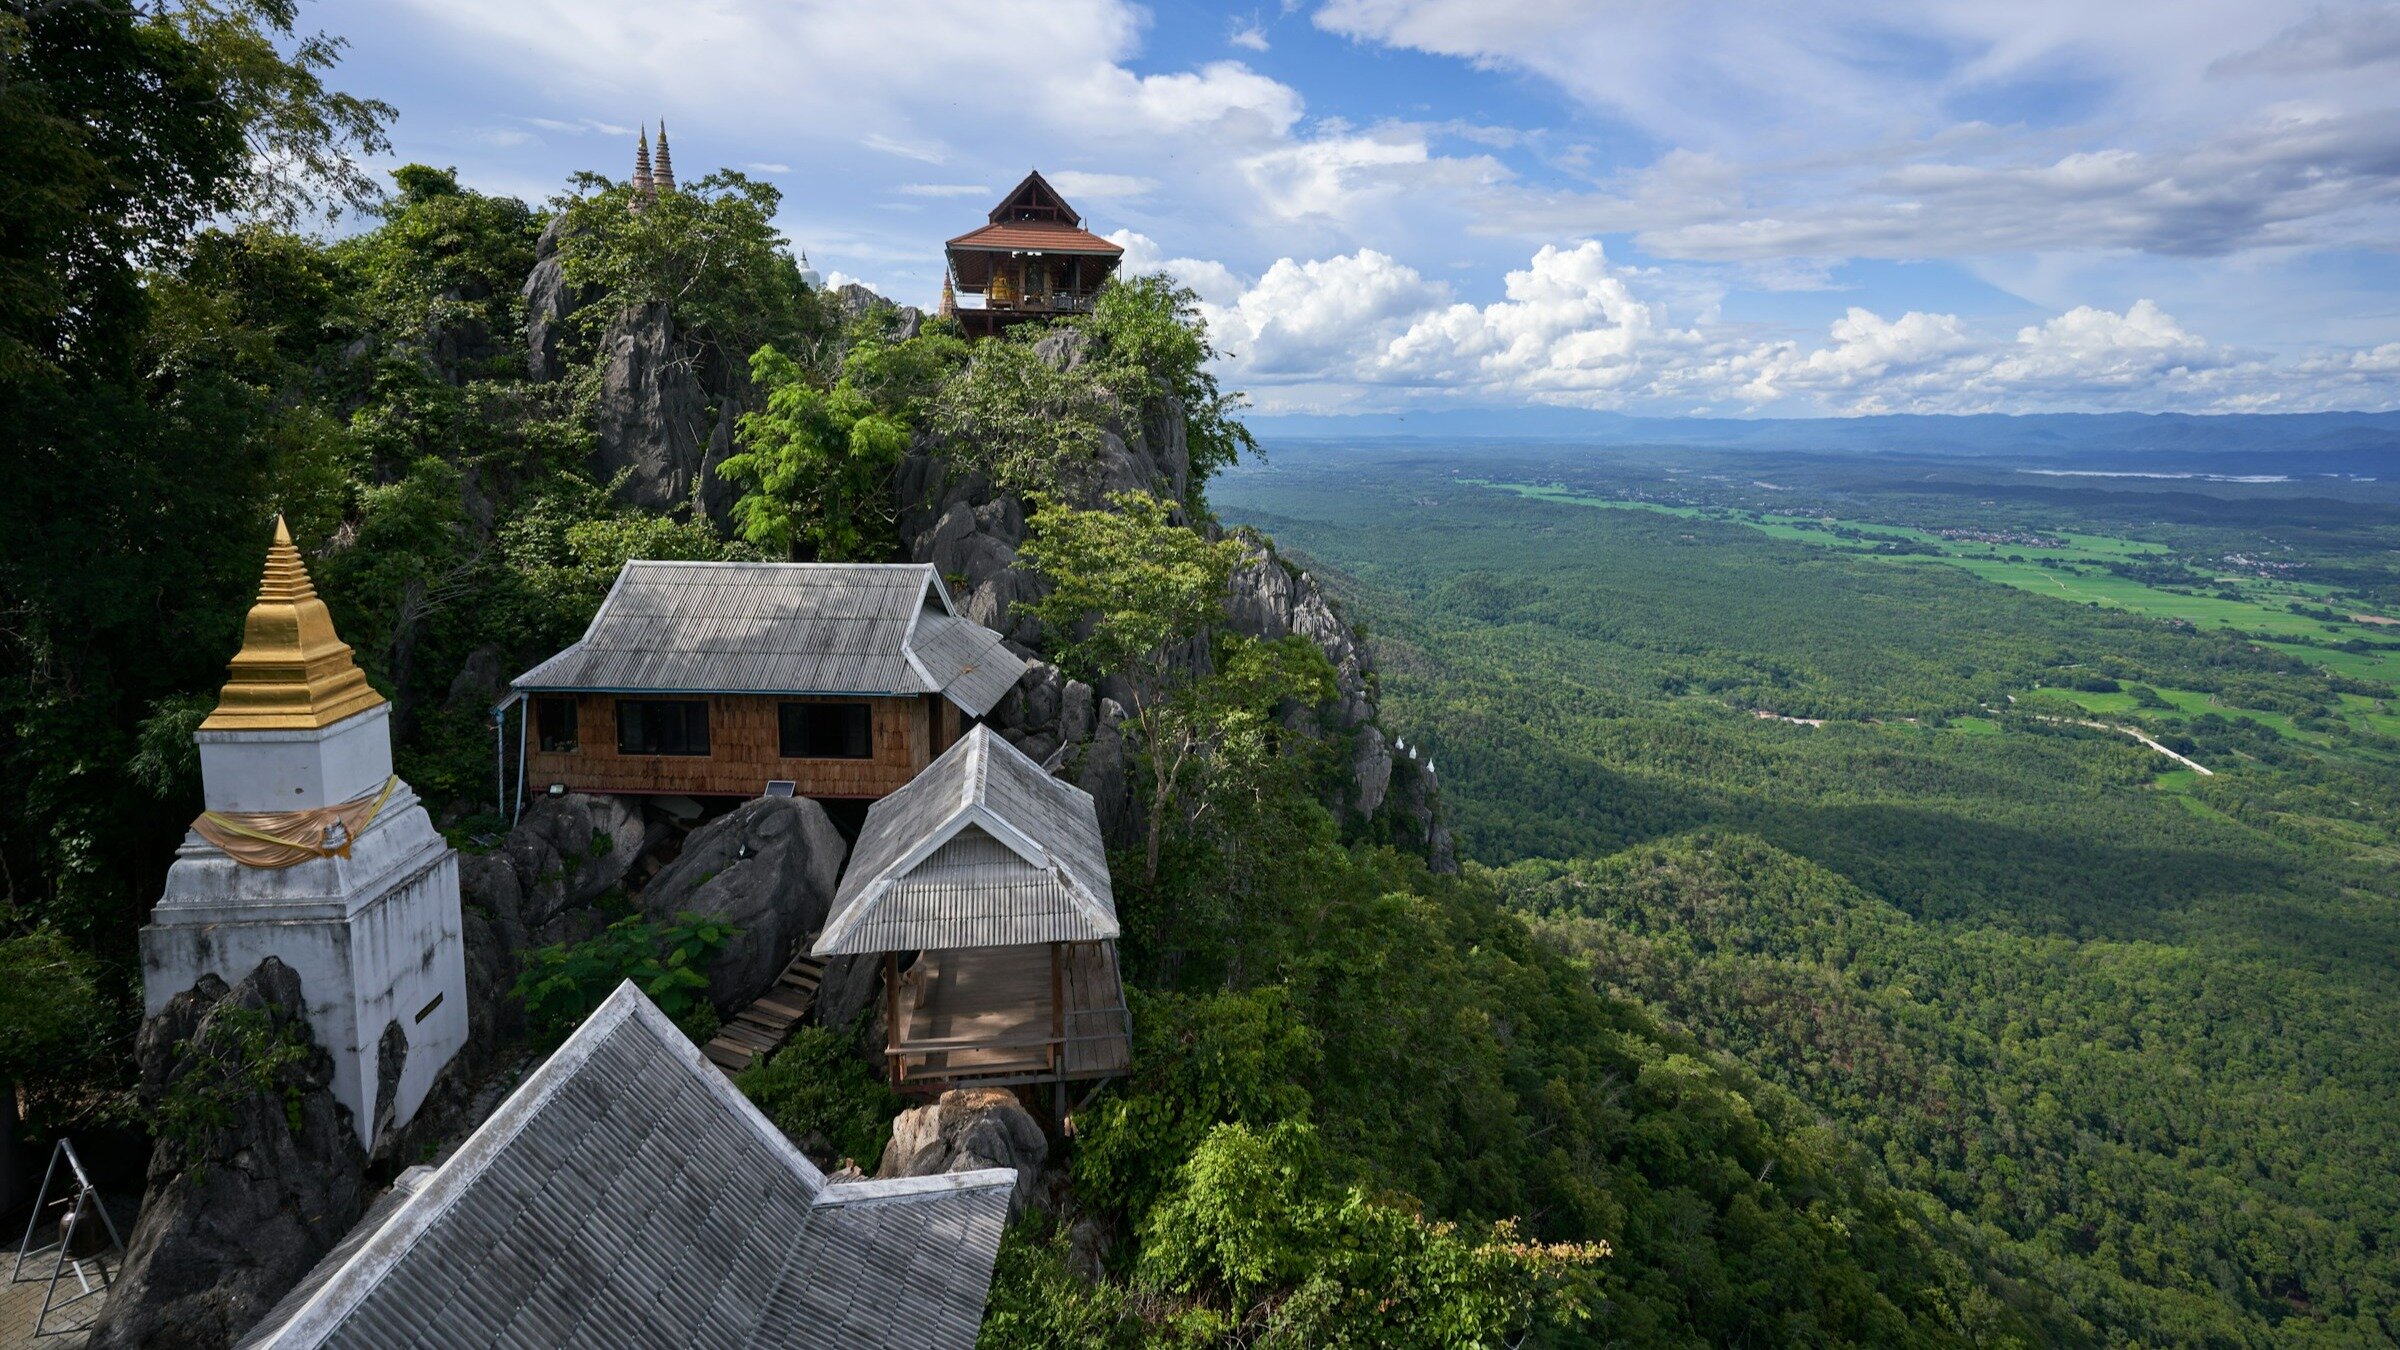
[193,776,398,869]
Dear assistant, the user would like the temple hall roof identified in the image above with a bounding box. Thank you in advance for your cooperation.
[239,982,1015,1349]
[509,562,1024,718]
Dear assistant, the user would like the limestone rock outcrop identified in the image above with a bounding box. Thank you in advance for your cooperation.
[90,960,368,1350]
[637,795,849,1012]
[877,1088,1047,1219]
[520,215,589,383]
[833,282,923,340]
[467,792,654,952]
[592,300,711,514]
[880,317,1445,862]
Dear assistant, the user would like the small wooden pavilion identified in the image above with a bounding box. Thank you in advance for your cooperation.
[814,725,1128,1110]
[939,171,1123,336]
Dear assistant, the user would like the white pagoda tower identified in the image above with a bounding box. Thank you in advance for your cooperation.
[141,518,468,1149]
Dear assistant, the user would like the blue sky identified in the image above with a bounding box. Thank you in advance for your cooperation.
[326,0,2400,416]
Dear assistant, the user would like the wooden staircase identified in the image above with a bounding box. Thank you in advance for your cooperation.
[701,948,828,1074]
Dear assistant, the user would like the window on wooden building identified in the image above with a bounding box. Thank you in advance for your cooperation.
[779,702,873,759]
[535,697,579,752]
[616,700,711,756]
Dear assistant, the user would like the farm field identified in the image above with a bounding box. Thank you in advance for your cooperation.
[1480,479,2400,697]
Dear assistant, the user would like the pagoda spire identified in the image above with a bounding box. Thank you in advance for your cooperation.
[653,120,676,193]
[632,125,653,196]
[202,517,385,731]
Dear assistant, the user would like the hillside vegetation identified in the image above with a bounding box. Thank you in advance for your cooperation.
[1214,448,2400,1344]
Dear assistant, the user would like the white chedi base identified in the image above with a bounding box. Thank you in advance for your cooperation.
[144,704,468,1151]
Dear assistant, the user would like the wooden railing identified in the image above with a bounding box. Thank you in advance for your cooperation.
[949,289,1098,314]
[887,1004,1130,1088]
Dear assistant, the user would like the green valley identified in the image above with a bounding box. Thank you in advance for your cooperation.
[1215,444,2400,1346]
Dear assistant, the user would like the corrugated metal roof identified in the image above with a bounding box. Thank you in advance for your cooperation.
[239,982,1014,1350]
[909,613,1022,718]
[510,562,1025,716]
[815,726,1117,956]
[944,221,1123,254]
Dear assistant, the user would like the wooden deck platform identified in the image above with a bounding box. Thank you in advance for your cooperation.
[701,948,828,1074]
[888,942,1129,1089]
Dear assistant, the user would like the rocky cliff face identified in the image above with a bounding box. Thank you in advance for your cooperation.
[520,218,743,525]
[513,253,1451,863]
[896,326,1450,867]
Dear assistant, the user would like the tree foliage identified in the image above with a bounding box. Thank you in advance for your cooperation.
[723,343,912,560]
[733,1025,905,1169]
[1019,491,1290,880]
[552,169,823,376]
[512,914,737,1047]
[1081,273,1258,496]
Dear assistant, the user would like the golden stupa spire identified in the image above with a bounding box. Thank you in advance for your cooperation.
[201,516,386,731]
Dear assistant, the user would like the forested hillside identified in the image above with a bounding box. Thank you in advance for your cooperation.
[1214,449,2400,1345]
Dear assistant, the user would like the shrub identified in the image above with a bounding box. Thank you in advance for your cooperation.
[733,1024,903,1168]
[512,913,736,1046]
[1137,1120,1609,1347]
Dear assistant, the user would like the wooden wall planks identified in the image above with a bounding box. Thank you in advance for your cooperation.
[525,691,940,799]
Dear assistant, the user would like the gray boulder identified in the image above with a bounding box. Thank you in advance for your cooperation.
[832,282,923,337]
[877,1088,1046,1219]
[638,795,848,1012]
[810,954,882,1040]
[1076,699,1136,846]
[488,792,651,948]
[455,903,524,1057]
[442,643,505,719]
[89,960,368,1350]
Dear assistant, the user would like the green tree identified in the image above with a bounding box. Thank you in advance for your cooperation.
[552,168,827,377]
[929,329,1120,500]
[0,928,102,1101]
[1137,1120,1607,1346]
[1082,273,1258,497]
[723,343,911,560]
[1017,491,1262,880]
[0,0,390,963]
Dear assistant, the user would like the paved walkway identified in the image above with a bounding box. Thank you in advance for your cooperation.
[1,1251,111,1348]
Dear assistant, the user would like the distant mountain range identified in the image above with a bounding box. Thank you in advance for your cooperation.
[1245,408,2400,475]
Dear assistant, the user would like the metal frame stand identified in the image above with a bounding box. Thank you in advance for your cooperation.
[10,1139,126,1337]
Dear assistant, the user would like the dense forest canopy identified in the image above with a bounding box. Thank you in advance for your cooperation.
[1213,446,2400,1345]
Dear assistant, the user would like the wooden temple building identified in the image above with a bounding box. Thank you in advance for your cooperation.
[939,171,1124,336]
[814,725,1129,1111]
[503,562,1024,805]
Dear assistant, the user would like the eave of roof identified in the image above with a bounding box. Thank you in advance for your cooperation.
[814,726,1117,956]
[502,561,1024,715]
[944,221,1123,254]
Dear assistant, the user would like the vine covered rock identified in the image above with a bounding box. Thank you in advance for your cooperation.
[90,959,367,1350]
